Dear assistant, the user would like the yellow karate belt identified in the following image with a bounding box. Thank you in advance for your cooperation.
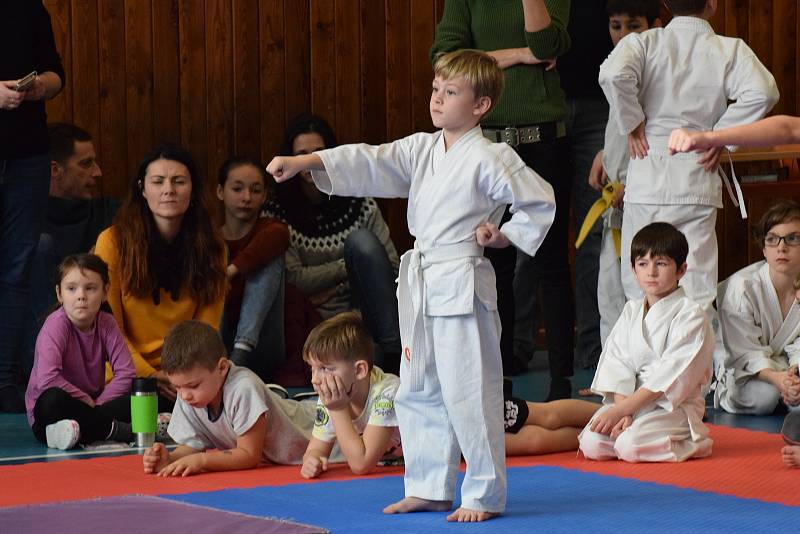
[575,181,622,258]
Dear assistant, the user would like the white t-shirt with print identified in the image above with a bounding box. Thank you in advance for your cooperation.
[312,366,402,460]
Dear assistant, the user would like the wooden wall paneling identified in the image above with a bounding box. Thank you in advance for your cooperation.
[259,0,286,161]
[124,0,155,179]
[708,1,725,33]
[724,0,748,38]
[70,0,99,145]
[359,0,386,145]
[310,0,337,128]
[334,0,362,144]
[152,0,182,147]
[97,1,128,198]
[179,0,209,183]
[434,0,446,22]
[385,0,414,253]
[232,0,262,160]
[283,0,311,123]
[44,0,72,123]
[772,0,798,116]
[410,0,435,134]
[747,1,772,71]
[205,0,235,188]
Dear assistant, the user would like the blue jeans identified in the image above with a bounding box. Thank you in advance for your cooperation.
[567,96,608,369]
[221,256,286,382]
[0,153,50,388]
[344,229,401,374]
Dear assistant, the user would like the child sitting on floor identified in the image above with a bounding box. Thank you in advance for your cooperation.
[25,254,135,450]
[217,156,290,380]
[143,320,331,477]
[579,222,714,462]
[713,201,800,414]
[300,311,600,480]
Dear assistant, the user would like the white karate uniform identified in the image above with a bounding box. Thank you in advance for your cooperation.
[579,288,714,462]
[599,16,778,316]
[598,113,628,346]
[311,126,555,512]
[716,261,800,414]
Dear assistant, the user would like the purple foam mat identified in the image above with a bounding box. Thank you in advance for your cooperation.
[0,494,327,534]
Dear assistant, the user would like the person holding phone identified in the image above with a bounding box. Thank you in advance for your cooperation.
[0,4,65,412]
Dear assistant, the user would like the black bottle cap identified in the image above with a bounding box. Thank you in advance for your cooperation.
[133,377,157,393]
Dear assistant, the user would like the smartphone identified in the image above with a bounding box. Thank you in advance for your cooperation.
[15,71,37,92]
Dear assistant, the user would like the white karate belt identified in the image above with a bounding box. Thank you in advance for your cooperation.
[397,240,484,392]
[719,150,747,219]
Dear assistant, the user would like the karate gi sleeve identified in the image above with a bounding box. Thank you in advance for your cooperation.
[641,308,713,411]
[714,47,779,150]
[599,34,647,135]
[591,303,637,401]
[312,139,415,199]
[785,336,800,369]
[484,147,556,258]
[719,291,778,375]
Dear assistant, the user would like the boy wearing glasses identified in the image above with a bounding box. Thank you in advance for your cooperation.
[716,201,800,414]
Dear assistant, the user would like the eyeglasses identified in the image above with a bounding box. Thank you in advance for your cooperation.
[764,233,800,247]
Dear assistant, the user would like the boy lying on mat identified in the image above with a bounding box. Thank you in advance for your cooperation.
[143,320,335,477]
[301,312,600,480]
[578,223,714,462]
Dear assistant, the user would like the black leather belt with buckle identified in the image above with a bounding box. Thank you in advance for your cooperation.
[483,122,567,147]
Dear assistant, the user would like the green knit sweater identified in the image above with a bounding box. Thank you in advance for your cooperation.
[430,0,571,126]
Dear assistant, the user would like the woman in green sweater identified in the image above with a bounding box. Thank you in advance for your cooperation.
[430,0,574,400]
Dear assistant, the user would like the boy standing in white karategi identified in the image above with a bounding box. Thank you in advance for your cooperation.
[599,0,778,319]
[588,0,662,346]
[268,49,556,522]
[579,222,714,462]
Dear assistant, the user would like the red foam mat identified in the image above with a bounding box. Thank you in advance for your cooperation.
[1,424,798,508]
[0,454,403,507]
[509,424,800,506]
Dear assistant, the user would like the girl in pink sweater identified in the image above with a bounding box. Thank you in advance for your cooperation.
[25,254,135,449]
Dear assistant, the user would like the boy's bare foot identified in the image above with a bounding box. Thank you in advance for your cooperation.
[383,497,452,514]
[446,507,500,522]
[781,445,800,467]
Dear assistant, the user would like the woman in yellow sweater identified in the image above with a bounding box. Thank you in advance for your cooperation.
[95,144,226,405]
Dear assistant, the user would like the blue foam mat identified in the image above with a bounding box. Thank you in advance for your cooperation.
[165,465,800,533]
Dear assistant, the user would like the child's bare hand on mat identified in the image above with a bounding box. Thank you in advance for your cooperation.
[143,442,169,474]
[159,453,206,477]
[301,453,329,479]
[476,222,510,248]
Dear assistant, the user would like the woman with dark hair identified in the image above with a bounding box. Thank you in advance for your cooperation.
[95,144,227,404]
[263,114,401,374]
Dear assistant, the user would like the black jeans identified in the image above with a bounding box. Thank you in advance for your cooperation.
[487,136,575,380]
[31,386,174,444]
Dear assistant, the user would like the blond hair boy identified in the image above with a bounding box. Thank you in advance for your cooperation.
[268,49,555,522]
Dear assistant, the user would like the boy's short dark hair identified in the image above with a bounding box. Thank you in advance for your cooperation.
[606,0,661,25]
[664,0,707,16]
[753,200,800,247]
[48,123,92,165]
[302,311,374,368]
[630,222,689,267]
[162,320,227,373]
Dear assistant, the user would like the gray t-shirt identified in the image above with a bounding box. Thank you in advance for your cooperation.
[168,364,317,465]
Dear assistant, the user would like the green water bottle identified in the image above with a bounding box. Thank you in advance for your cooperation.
[131,377,157,448]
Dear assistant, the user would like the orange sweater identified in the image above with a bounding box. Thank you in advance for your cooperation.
[95,227,225,377]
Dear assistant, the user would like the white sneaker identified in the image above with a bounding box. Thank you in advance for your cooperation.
[156,412,173,443]
[45,419,80,450]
